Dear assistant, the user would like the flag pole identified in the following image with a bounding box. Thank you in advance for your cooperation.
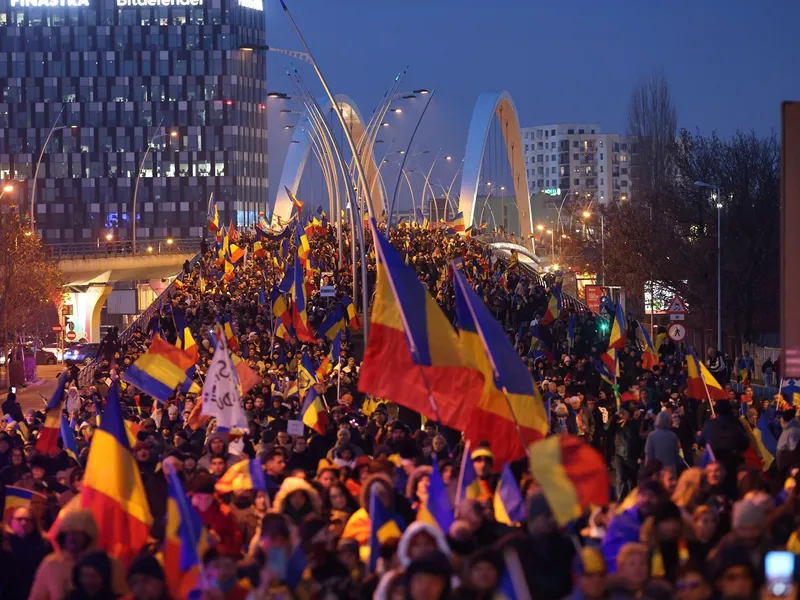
[700,371,717,418]
[454,439,471,515]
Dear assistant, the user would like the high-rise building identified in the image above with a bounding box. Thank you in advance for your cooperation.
[0,0,268,243]
[520,124,632,204]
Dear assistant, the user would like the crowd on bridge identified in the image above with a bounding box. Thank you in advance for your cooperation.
[0,211,799,600]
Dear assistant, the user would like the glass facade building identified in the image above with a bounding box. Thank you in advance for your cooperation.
[0,0,268,242]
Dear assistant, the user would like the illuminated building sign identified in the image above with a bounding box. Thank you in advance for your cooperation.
[116,0,202,6]
[542,188,561,196]
[238,0,262,9]
[11,0,89,6]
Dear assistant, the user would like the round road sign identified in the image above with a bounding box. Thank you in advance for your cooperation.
[51,324,63,333]
[668,323,686,343]
[66,331,77,341]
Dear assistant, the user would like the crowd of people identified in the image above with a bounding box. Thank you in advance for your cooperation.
[0,217,798,600]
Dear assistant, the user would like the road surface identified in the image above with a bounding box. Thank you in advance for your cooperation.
[1,365,67,414]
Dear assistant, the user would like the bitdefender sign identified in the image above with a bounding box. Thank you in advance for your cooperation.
[117,0,202,6]
[11,0,89,6]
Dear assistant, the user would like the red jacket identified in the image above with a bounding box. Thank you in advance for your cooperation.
[198,501,243,557]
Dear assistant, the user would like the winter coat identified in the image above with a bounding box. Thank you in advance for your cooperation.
[777,419,800,479]
[28,509,128,600]
[601,506,644,574]
[2,529,52,600]
[644,428,681,469]
[269,477,323,524]
[197,501,242,557]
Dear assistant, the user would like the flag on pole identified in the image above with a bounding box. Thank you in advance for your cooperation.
[201,330,247,430]
[35,371,68,455]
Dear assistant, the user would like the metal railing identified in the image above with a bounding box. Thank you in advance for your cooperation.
[77,251,202,388]
[47,238,199,260]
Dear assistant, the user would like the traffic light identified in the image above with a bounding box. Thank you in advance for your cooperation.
[598,320,609,334]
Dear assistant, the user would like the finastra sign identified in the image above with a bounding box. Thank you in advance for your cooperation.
[116,0,202,6]
[10,0,89,6]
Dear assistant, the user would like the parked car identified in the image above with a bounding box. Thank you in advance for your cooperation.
[63,343,101,366]
[2,345,58,365]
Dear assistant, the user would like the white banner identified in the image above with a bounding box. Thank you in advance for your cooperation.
[201,334,247,429]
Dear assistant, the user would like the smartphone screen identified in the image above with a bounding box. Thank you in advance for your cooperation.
[10,386,16,393]
[765,551,795,596]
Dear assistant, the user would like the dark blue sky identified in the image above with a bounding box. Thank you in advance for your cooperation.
[265,0,799,202]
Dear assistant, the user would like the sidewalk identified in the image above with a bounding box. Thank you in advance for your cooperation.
[1,365,65,413]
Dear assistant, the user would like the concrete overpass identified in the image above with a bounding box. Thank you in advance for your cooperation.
[48,239,196,342]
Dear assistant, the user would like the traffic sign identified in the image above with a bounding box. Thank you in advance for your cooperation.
[668,322,686,343]
[51,324,63,333]
[66,331,76,341]
[666,296,687,315]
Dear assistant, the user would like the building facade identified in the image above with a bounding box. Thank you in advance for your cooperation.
[0,0,268,243]
[520,123,632,205]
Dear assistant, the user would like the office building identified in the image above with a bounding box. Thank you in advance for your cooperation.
[520,124,632,204]
[0,0,268,243]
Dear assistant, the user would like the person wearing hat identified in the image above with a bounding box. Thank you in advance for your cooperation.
[126,553,171,600]
[188,472,242,558]
[470,445,497,501]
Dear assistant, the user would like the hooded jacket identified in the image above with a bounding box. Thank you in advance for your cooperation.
[28,509,128,600]
[270,476,323,524]
[396,521,451,568]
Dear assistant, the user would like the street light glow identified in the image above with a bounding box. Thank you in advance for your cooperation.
[381,122,389,127]
[546,229,553,235]
[390,108,402,113]
[537,224,544,231]
[170,131,178,137]
[582,211,591,218]
[166,238,174,245]
[147,246,153,253]
[3,184,12,193]
[283,125,293,130]
[445,156,452,161]
[105,233,113,241]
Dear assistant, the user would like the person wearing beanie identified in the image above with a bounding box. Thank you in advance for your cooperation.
[470,445,497,500]
[698,399,750,497]
[127,554,171,600]
[187,473,242,558]
[718,497,771,570]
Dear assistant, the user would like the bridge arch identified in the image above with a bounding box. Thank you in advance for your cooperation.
[272,95,384,224]
[458,91,532,242]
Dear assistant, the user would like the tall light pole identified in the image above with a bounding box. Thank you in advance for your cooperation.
[132,120,177,255]
[695,181,723,351]
[30,108,76,235]
[582,210,605,286]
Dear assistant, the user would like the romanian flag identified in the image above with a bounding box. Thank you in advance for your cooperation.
[122,335,194,403]
[164,465,208,599]
[493,464,525,525]
[367,488,403,572]
[35,371,68,456]
[81,382,153,567]
[452,211,465,233]
[258,284,268,309]
[416,460,454,533]
[295,221,310,268]
[456,444,483,504]
[686,345,727,401]
[222,314,240,352]
[319,305,346,340]
[208,197,219,232]
[453,268,547,465]
[297,352,318,398]
[215,459,269,494]
[3,486,44,525]
[358,222,484,432]
[781,379,800,407]
[174,310,199,365]
[60,415,81,465]
[301,387,328,435]
[253,240,266,258]
[228,220,239,243]
[528,434,609,526]
[290,254,315,342]
[271,287,292,330]
[540,283,562,326]
[228,243,244,264]
[595,347,620,388]
[608,302,627,350]
[231,353,260,395]
[636,322,659,371]
[342,295,361,330]
[286,185,304,213]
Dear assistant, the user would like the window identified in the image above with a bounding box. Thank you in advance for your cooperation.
[600,178,604,185]
[591,129,595,134]
[537,154,543,163]
[567,129,574,134]
[620,155,628,162]
[621,143,628,151]
[573,153,579,161]
[600,166,604,173]
[573,141,578,148]
[600,153,603,160]
[538,142,543,149]
[551,129,555,135]
[621,180,628,187]
[621,168,628,175]
[574,178,580,185]
[579,129,584,134]
[599,140,604,148]
[551,154,556,161]
[525,144,528,151]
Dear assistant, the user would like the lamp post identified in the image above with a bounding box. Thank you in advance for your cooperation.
[582,210,605,286]
[695,181,723,352]
[132,121,177,255]
[546,228,555,265]
[31,108,77,235]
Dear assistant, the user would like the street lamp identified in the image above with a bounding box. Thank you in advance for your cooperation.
[132,120,175,255]
[105,233,113,241]
[31,108,78,235]
[695,180,723,352]
[582,210,605,285]
[0,183,13,204]
[546,229,555,264]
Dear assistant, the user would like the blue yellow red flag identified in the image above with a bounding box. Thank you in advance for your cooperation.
[686,345,727,401]
[417,460,455,532]
[60,414,81,465]
[301,387,328,435]
[290,254,315,342]
[174,310,199,365]
[608,302,627,350]
[493,464,526,525]
[207,196,219,232]
[358,221,484,432]
[81,381,153,567]
[286,185,304,213]
[319,305,346,340]
[528,434,609,526]
[540,283,562,326]
[636,322,659,370]
[3,486,45,525]
[215,459,270,494]
[452,211,465,233]
[341,295,360,330]
[368,487,403,572]
[294,221,310,267]
[122,335,194,403]
[164,464,209,599]
[221,313,240,352]
[453,268,547,465]
[298,352,318,398]
[35,371,68,456]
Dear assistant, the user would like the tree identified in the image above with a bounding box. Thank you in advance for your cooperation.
[0,210,62,378]
[627,67,678,203]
